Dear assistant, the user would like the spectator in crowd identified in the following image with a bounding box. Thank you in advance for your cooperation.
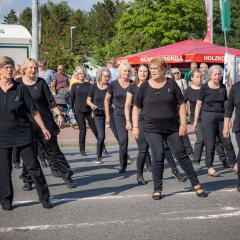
[224,80,240,191]
[184,62,197,87]
[199,63,209,84]
[19,58,75,189]
[193,65,237,177]
[38,60,54,89]
[106,60,117,82]
[132,58,206,200]
[0,56,52,210]
[52,65,70,109]
[13,64,22,79]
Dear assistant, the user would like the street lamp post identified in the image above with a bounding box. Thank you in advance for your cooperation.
[70,26,76,51]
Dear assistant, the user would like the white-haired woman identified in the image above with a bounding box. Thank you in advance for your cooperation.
[70,66,98,156]
[193,65,237,176]
[105,62,132,173]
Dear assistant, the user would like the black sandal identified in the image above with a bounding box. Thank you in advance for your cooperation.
[152,192,162,200]
[194,184,207,198]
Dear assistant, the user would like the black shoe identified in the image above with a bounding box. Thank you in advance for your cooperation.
[41,159,49,168]
[119,167,126,173]
[80,151,87,156]
[51,168,61,178]
[14,163,21,169]
[64,178,75,189]
[222,159,231,168]
[137,173,146,185]
[1,201,13,211]
[172,169,185,182]
[41,199,52,209]
[22,182,32,191]
[102,146,108,155]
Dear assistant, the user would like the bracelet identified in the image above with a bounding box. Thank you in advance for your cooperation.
[180,124,187,127]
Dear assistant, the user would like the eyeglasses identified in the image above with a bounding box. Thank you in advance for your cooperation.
[149,67,164,71]
[173,72,180,74]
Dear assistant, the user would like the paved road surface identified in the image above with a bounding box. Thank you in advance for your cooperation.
[0,147,239,240]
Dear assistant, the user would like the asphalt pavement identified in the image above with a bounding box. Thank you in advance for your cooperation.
[0,142,240,240]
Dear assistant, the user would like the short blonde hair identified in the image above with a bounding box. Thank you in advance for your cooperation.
[21,58,38,75]
[117,62,131,79]
[73,65,87,78]
[148,58,168,69]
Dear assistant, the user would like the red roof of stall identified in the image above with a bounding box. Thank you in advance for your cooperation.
[116,39,240,65]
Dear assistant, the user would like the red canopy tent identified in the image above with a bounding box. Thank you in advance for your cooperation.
[116,39,240,66]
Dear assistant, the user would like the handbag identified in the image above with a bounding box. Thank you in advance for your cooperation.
[93,108,105,117]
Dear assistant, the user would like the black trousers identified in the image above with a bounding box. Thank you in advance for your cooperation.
[12,147,20,164]
[40,135,73,178]
[75,111,98,152]
[144,131,199,192]
[136,120,151,174]
[182,135,193,155]
[109,108,119,142]
[94,115,105,158]
[114,113,128,169]
[0,143,50,205]
[234,132,240,182]
[193,122,227,163]
[201,111,236,168]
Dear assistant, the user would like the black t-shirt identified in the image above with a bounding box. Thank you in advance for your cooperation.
[107,80,130,115]
[198,83,227,113]
[70,82,91,112]
[88,83,108,109]
[0,80,37,148]
[225,81,240,132]
[184,87,201,122]
[17,78,59,135]
[134,79,184,134]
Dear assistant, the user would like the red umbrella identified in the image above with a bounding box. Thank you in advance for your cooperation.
[116,39,240,65]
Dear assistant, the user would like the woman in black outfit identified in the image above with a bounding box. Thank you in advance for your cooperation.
[87,67,110,164]
[19,58,75,189]
[0,56,52,210]
[105,62,132,173]
[132,58,206,200]
[125,65,184,184]
[224,81,240,191]
[193,65,237,177]
[70,66,98,156]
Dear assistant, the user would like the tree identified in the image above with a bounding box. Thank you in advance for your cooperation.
[213,0,240,49]
[111,0,206,56]
[19,7,32,32]
[3,9,19,24]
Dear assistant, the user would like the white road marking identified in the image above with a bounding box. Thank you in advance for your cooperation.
[13,188,236,205]
[1,207,240,233]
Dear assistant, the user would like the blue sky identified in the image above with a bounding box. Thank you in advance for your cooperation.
[0,0,107,21]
